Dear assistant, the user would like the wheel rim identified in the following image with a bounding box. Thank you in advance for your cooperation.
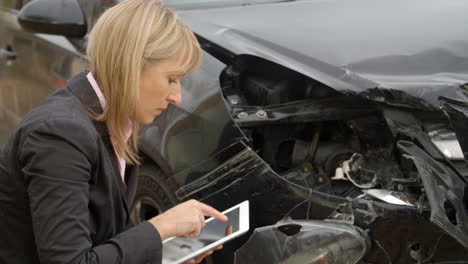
[130,196,163,225]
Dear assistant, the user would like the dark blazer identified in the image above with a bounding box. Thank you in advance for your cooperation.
[0,72,162,264]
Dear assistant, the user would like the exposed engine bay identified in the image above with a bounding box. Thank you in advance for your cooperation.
[218,55,468,262]
[222,56,463,201]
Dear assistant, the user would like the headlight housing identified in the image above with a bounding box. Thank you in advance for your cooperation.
[428,129,464,160]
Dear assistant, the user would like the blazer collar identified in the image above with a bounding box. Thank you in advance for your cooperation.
[65,71,136,217]
[66,71,108,137]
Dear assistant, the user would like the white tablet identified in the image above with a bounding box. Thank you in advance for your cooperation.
[162,200,250,264]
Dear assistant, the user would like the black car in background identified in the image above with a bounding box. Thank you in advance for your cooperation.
[1,0,468,263]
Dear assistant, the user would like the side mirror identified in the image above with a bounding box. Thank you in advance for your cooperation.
[18,0,87,38]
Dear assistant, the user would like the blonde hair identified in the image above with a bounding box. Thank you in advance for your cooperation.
[86,0,202,164]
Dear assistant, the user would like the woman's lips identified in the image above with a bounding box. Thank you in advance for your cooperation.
[154,108,166,116]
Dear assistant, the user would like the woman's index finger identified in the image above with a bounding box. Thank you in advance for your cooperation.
[200,203,228,222]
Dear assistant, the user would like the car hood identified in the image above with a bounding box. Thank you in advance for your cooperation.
[179,0,468,107]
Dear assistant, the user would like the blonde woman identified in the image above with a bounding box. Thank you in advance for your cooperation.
[0,0,226,263]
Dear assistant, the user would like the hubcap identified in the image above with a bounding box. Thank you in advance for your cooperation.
[130,196,163,225]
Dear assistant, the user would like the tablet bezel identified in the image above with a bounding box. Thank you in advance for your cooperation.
[162,200,250,264]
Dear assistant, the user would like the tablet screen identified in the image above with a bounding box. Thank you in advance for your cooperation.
[162,207,240,263]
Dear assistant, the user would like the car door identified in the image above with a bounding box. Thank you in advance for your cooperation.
[0,0,89,148]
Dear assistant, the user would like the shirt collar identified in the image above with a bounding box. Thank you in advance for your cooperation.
[86,72,132,142]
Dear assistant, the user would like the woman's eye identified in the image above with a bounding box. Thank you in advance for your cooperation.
[169,75,183,84]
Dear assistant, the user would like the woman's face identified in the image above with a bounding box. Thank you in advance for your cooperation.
[135,56,184,124]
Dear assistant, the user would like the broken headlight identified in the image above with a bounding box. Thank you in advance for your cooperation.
[234,220,369,264]
[428,129,464,160]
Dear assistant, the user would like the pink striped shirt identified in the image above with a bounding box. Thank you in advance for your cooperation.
[87,72,131,183]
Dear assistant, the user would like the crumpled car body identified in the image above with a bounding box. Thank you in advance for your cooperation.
[1,0,468,263]
[140,0,468,262]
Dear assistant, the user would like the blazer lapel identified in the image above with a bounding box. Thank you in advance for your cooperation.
[125,165,139,205]
[67,71,133,216]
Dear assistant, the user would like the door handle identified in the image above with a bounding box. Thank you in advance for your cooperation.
[1,47,16,60]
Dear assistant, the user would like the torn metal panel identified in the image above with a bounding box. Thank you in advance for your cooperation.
[364,189,418,207]
[174,141,264,200]
[177,140,349,212]
[439,96,468,161]
[428,129,465,160]
[179,0,468,107]
[234,220,368,264]
[232,95,375,127]
[397,140,468,247]
[383,109,444,160]
[350,198,429,227]
[358,88,436,110]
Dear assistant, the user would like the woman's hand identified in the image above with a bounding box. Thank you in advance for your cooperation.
[149,199,228,240]
[149,200,227,263]
[182,223,232,264]
[182,244,222,264]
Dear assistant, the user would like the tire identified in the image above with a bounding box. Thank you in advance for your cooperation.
[130,164,215,264]
[129,164,178,226]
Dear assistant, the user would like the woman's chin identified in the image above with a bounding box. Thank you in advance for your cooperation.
[144,116,157,125]
[135,109,164,125]
[135,115,154,125]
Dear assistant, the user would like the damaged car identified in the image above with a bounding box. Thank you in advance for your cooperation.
[1,0,468,263]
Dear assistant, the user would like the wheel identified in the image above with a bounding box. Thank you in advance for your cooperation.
[130,164,215,264]
[130,164,178,226]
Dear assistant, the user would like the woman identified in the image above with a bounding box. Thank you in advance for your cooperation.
[0,0,226,263]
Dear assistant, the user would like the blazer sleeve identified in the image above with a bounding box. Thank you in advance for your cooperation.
[19,118,162,264]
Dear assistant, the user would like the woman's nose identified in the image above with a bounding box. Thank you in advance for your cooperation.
[167,84,182,105]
